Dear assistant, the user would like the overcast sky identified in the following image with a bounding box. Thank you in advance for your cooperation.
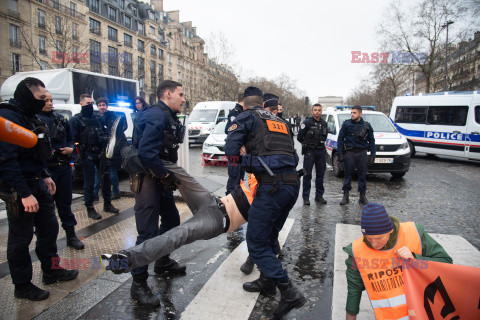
[155,0,398,102]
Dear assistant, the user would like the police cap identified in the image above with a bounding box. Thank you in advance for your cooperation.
[263,93,279,108]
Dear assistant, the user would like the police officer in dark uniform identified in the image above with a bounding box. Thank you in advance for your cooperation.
[0,78,78,301]
[297,103,328,205]
[225,93,245,195]
[224,86,306,318]
[37,92,84,250]
[69,94,119,220]
[130,80,187,307]
[337,106,375,205]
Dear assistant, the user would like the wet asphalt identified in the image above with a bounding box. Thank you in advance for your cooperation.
[77,143,480,320]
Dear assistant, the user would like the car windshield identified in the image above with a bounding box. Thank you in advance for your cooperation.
[188,109,218,122]
[213,121,227,134]
[338,113,396,132]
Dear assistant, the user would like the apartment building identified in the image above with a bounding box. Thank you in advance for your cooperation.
[0,0,239,108]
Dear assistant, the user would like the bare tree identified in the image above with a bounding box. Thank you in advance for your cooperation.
[345,80,377,107]
[378,0,468,93]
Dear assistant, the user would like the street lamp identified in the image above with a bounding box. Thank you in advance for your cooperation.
[442,20,454,91]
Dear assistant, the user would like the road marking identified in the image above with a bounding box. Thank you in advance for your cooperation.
[181,218,295,320]
[332,223,480,320]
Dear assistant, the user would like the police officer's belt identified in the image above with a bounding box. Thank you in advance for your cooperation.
[256,173,299,185]
[345,147,367,152]
[215,197,230,232]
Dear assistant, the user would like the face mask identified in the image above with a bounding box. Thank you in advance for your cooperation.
[81,103,94,117]
[32,98,46,115]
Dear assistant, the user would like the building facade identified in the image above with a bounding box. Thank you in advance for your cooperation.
[1,0,239,108]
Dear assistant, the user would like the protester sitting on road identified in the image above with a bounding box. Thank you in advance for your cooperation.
[344,203,452,320]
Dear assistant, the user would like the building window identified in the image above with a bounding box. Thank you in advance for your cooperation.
[39,35,47,55]
[55,40,63,61]
[138,22,145,36]
[108,6,117,22]
[138,56,145,73]
[124,33,132,47]
[72,45,79,62]
[8,0,19,18]
[124,15,131,29]
[72,23,78,40]
[9,24,21,48]
[138,40,144,52]
[37,9,46,29]
[39,60,48,70]
[150,44,156,57]
[90,0,99,13]
[70,2,77,17]
[150,61,156,88]
[158,49,164,59]
[150,26,155,35]
[119,0,125,9]
[132,6,137,16]
[90,39,101,71]
[55,16,62,34]
[124,69,132,79]
[108,26,118,42]
[123,52,133,78]
[158,64,164,80]
[89,18,101,35]
[108,46,118,65]
[11,53,20,74]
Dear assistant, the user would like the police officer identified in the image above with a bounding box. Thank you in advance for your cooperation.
[277,103,284,119]
[69,94,119,220]
[224,86,306,318]
[130,80,187,307]
[93,97,127,200]
[225,93,245,195]
[337,106,376,205]
[0,78,78,301]
[37,92,85,250]
[297,103,328,205]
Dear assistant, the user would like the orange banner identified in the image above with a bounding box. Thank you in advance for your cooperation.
[403,259,480,319]
[0,116,38,148]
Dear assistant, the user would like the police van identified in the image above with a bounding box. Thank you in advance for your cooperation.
[390,91,480,160]
[188,101,236,145]
[324,106,411,178]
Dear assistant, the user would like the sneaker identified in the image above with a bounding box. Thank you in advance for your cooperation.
[14,282,50,301]
[43,268,79,285]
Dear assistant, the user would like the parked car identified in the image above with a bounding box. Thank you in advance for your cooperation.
[202,121,228,165]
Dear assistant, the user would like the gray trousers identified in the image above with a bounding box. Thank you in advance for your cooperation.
[126,162,224,270]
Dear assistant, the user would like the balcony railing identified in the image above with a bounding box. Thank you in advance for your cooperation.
[44,0,86,20]
[38,22,46,29]
[39,48,47,55]
[124,41,132,48]
[10,39,22,48]
[90,28,101,36]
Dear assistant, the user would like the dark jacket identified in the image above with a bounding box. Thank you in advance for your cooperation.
[225,103,243,134]
[337,117,375,156]
[297,116,328,150]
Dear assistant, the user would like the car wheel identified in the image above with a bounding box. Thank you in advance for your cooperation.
[408,140,415,157]
[332,153,344,178]
[391,171,406,179]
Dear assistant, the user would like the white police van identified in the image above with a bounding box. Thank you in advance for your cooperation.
[324,106,411,178]
[390,91,480,160]
[188,101,236,145]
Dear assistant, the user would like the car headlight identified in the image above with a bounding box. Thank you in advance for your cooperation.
[401,142,409,150]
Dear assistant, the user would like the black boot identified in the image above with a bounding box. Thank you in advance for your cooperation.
[130,280,160,307]
[87,206,102,220]
[154,255,186,275]
[104,201,119,214]
[43,267,79,285]
[101,251,132,274]
[273,280,307,318]
[359,191,369,205]
[14,282,50,301]
[339,191,349,205]
[240,255,255,275]
[65,226,85,250]
[242,273,276,295]
[303,198,310,206]
[315,196,327,204]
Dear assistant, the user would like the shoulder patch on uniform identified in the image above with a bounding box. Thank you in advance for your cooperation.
[301,124,305,129]
[228,124,237,131]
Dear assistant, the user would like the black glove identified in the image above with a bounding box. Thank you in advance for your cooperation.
[159,171,180,191]
[368,155,375,165]
[297,168,306,178]
[338,153,344,163]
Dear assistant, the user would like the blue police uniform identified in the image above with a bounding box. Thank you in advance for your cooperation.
[225,103,245,195]
[297,116,328,201]
[131,100,183,281]
[0,99,60,286]
[337,117,375,192]
[37,111,77,229]
[224,106,299,283]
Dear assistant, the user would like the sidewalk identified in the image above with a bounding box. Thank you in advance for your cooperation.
[0,173,228,320]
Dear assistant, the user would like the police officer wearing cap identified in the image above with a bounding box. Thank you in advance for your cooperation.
[69,94,119,220]
[224,86,306,318]
[297,103,328,206]
[337,106,375,205]
[129,80,187,307]
[0,77,79,301]
[224,92,245,195]
[37,92,84,250]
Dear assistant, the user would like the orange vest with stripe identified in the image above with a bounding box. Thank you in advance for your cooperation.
[352,222,422,320]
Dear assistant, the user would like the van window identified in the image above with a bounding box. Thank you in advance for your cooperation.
[427,106,468,126]
[475,106,480,124]
[395,106,427,123]
[188,109,218,122]
[327,115,336,134]
[218,110,225,118]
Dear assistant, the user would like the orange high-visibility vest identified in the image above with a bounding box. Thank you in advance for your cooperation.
[240,173,257,204]
[352,222,422,320]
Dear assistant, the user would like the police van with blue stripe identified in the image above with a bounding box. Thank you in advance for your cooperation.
[324,106,411,178]
[390,91,480,160]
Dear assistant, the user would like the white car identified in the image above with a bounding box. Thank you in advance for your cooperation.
[202,121,228,165]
